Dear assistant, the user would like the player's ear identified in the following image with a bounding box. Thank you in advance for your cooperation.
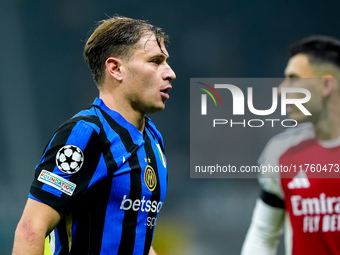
[105,57,123,81]
[322,74,336,97]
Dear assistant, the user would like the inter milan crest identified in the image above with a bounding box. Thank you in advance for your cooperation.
[144,165,157,191]
[56,145,84,174]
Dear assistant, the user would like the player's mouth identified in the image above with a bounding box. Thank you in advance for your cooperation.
[160,85,172,100]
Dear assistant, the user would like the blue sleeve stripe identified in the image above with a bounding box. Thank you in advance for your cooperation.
[38,132,58,165]
[41,121,94,197]
[65,121,94,151]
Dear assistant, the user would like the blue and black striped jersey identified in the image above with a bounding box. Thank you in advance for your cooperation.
[29,98,167,255]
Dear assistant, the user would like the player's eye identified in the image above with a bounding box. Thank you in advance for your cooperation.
[285,75,300,85]
[151,58,162,64]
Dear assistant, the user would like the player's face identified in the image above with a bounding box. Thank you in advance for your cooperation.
[279,54,323,123]
[123,33,176,114]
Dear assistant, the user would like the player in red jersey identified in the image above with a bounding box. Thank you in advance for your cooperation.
[241,36,340,255]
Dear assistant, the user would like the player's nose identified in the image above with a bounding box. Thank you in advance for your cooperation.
[163,63,176,81]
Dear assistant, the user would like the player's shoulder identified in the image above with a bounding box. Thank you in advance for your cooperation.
[259,123,314,171]
[261,123,314,159]
[268,122,313,145]
[58,106,103,135]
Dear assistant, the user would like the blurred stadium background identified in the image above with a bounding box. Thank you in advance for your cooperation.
[1,0,340,254]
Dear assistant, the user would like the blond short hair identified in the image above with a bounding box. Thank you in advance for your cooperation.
[84,16,168,86]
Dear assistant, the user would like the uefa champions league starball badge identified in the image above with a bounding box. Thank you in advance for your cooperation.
[56,145,84,174]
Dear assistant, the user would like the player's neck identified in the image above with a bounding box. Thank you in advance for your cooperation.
[99,92,145,133]
[314,108,340,141]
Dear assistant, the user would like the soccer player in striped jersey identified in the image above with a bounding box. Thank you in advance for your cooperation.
[241,36,340,255]
[12,16,176,255]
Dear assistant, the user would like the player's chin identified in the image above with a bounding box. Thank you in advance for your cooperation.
[289,112,309,123]
[146,103,166,114]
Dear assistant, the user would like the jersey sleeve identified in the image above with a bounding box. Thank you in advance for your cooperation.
[29,119,106,214]
[241,199,285,255]
[241,137,287,254]
[257,132,285,201]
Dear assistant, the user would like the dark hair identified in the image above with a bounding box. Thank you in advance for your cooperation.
[84,16,168,86]
[289,35,340,69]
